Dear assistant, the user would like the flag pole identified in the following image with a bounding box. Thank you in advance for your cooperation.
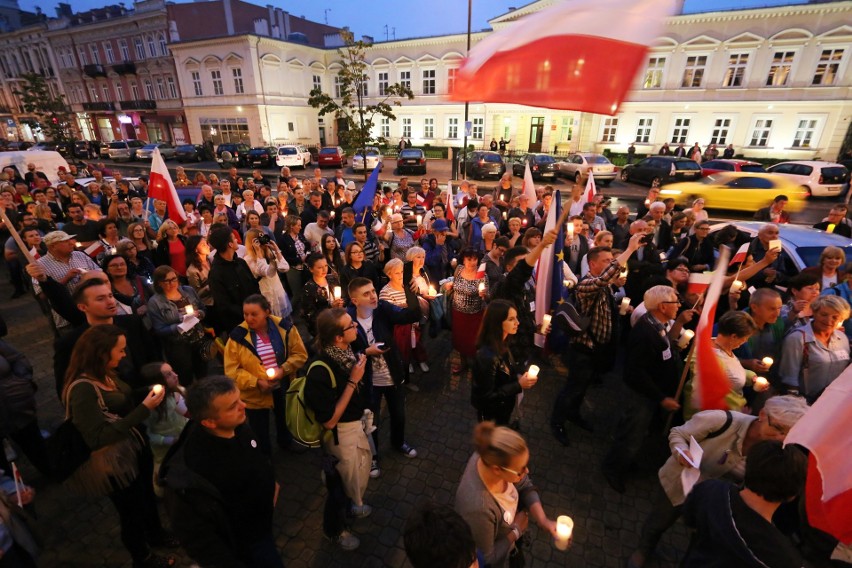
[0,210,37,266]
[665,339,698,434]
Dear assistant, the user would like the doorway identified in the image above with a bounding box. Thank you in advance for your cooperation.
[319,126,326,147]
[528,117,544,152]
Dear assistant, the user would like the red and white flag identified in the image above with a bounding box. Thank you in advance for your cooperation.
[476,262,486,279]
[445,181,455,222]
[148,148,187,225]
[692,247,732,412]
[29,247,40,260]
[416,193,426,205]
[523,162,536,205]
[84,241,104,258]
[585,171,597,203]
[785,367,852,543]
[728,242,749,266]
[686,272,713,296]
[448,0,677,114]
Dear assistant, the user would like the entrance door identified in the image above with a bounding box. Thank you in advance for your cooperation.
[319,127,326,147]
[528,117,544,152]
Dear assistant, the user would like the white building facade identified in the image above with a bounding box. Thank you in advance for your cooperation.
[170,0,852,160]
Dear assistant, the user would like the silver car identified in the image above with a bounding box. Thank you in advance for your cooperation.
[136,143,176,160]
[352,147,383,171]
[558,153,617,185]
[107,140,145,162]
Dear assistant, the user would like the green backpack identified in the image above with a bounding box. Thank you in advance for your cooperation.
[285,360,335,449]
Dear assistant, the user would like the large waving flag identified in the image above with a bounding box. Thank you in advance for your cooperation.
[585,171,597,203]
[785,367,852,543]
[445,181,455,222]
[523,162,536,205]
[448,0,678,114]
[692,247,731,412]
[686,272,713,296]
[351,166,381,218]
[534,190,562,348]
[148,148,187,225]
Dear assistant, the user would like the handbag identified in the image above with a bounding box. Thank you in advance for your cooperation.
[47,380,99,482]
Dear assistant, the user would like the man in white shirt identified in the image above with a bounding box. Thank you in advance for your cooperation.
[303,210,334,253]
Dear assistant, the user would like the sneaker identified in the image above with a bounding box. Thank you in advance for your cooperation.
[350,503,372,518]
[408,363,415,374]
[330,530,360,551]
[369,459,381,478]
[419,361,430,373]
[406,382,420,392]
[398,443,418,458]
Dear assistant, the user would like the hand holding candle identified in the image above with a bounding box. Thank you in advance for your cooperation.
[761,356,774,367]
[478,281,486,294]
[619,297,631,315]
[333,286,342,300]
[730,280,744,293]
[152,384,164,395]
[555,515,574,551]
[677,329,695,349]
[185,304,194,316]
[266,368,276,379]
[541,314,552,334]
[753,376,770,392]
[519,365,539,389]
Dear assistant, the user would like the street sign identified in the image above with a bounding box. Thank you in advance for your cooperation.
[464,121,472,137]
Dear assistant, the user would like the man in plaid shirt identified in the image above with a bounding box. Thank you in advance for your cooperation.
[550,231,644,446]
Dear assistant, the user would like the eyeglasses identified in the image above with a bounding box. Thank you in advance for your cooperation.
[661,300,682,305]
[498,464,529,477]
[341,322,358,332]
[161,277,179,284]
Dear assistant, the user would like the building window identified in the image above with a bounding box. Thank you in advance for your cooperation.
[635,118,653,143]
[144,79,155,99]
[78,47,88,66]
[681,55,707,88]
[378,72,388,96]
[90,44,100,65]
[232,68,244,94]
[601,117,618,142]
[118,39,129,61]
[421,69,436,95]
[312,74,321,92]
[146,35,156,58]
[749,119,773,147]
[722,53,748,87]
[380,117,390,138]
[115,82,124,100]
[447,68,457,94]
[766,51,794,86]
[670,118,690,144]
[101,84,110,101]
[167,76,177,99]
[399,70,410,91]
[402,118,412,138]
[813,49,843,86]
[191,71,202,96]
[158,33,168,57]
[472,117,484,139]
[156,78,166,99]
[103,42,115,64]
[423,117,434,138]
[643,56,665,89]
[792,119,817,148]
[211,70,223,95]
[710,118,731,145]
[334,76,342,98]
[134,37,145,60]
[130,81,139,99]
[88,86,98,101]
[358,75,368,97]
[447,117,459,139]
[560,116,574,141]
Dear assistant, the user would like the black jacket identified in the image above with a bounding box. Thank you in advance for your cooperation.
[276,232,311,269]
[347,296,420,387]
[153,235,187,268]
[471,345,523,425]
[208,254,260,334]
[623,313,680,403]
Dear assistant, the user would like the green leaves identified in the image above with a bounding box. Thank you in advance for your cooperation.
[11,73,75,142]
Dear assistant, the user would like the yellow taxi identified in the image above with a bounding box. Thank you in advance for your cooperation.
[659,172,808,213]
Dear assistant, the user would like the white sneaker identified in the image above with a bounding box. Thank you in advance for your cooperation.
[398,443,418,458]
[408,363,415,374]
[419,362,430,373]
[331,530,360,551]
[351,503,373,518]
[369,459,381,479]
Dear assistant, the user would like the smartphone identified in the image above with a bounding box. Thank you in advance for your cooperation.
[374,342,385,349]
[640,233,653,245]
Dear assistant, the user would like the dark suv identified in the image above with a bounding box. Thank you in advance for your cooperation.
[462,150,506,180]
[216,143,252,168]
[512,153,558,180]
[621,156,702,186]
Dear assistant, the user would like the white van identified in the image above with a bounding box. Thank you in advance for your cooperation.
[0,150,70,186]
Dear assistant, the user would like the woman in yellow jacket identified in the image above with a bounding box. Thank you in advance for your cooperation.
[224,294,308,454]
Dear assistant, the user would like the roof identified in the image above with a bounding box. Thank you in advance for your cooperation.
[729,221,852,248]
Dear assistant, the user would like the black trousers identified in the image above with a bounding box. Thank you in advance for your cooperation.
[551,344,611,426]
[107,447,165,562]
[369,384,406,456]
[245,388,290,455]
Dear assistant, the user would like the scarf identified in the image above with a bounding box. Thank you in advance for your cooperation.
[325,345,356,374]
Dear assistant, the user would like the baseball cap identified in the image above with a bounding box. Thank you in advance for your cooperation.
[44,231,75,246]
[432,219,449,232]
[346,181,356,190]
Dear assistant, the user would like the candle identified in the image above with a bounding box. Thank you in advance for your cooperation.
[75,242,82,248]
[761,357,774,367]
[620,268,628,279]
[522,218,528,226]
[563,279,574,289]
[478,282,486,293]
[619,297,630,315]
[110,247,117,255]
[731,280,744,292]
[555,515,574,551]
[500,194,505,201]
[542,314,552,332]
[385,207,391,217]
[827,223,836,233]
[527,365,540,379]
[185,305,194,316]
[333,286,342,300]
[566,223,574,236]
[754,376,769,391]
[428,285,437,296]
[416,214,422,225]
[152,384,164,395]
[451,258,458,268]
[678,329,695,349]
[502,211,507,220]
[644,199,650,206]
[330,211,335,218]
[266,368,276,378]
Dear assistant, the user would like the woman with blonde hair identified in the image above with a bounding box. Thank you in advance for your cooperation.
[127,221,156,264]
[802,245,846,290]
[192,172,208,186]
[455,422,559,567]
[381,257,430,378]
[244,228,292,321]
[154,220,188,276]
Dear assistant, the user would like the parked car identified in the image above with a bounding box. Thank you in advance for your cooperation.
[512,153,558,180]
[317,146,347,168]
[216,143,252,168]
[397,148,427,175]
[136,143,176,160]
[74,140,98,159]
[352,147,384,171]
[3,141,33,151]
[700,159,765,177]
[462,150,505,180]
[766,160,849,197]
[275,144,312,169]
[709,221,852,273]
[175,144,205,163]
[556,153,617,185]
[27,141,57,152]
[100,143,112,159]
[247,146,277,168]
[620,156,702,186]
[107,140,145,162]
[660,172,807,213]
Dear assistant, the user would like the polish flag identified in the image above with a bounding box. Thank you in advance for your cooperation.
[686,272,713,296]
[148,148,187,225]
[476,262,486,279]
[728,242,749,266]
[29,247,40,260]
[416,193,426,205]
[785,367,852,543]
[692,247,732,412]
[522,162,536,205]
[445,182,455,222]
[585,171,597,203]
[448,0,677,114]
[84,241,104,258]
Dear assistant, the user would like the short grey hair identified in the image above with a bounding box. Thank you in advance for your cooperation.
[644,285,676,311]
[405,246,426,261]
[186,376,237,422]
[650,201,666,212]
[763,395,809,432]
[811,295,851,319]
[384,258,403,276]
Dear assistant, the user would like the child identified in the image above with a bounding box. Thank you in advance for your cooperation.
[141,362,189,493]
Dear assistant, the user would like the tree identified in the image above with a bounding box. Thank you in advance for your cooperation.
[12,73,75,142]
[308,32,414,179]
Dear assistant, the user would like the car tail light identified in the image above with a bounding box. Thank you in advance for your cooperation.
[533,164,539,171]
[670,164,676,176]
[479,159,485,166]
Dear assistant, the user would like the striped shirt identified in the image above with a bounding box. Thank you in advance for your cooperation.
[255,334,278,374]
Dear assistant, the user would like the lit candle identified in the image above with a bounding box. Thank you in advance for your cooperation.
[563,279,574,289]
[478,282,486,293]
[566,223,574,236]
[754,376,769,391]
[110,247,117,255]
[502,211,507,220]
[185,305,194,316]
[731,280,744,293]
[75,242,82,248]
[330,210,335,218]
[644,199,650,206]
[542,314,552,332]
[266,368,276,378]
[678,329,695,349]
[500,194,505,201]
[152,384,164,395]
[451,258,458,268]
[416,214,422,225]
[619,297,630,315]
[428,285,437,296]
[762,357,774,367]
[555,515,574,551]
[385,207,391,217]
[527,365,540,379]
[522,218,528,226]
[827,223,836,233]
[620,268,628,279]
[333,286,342,300]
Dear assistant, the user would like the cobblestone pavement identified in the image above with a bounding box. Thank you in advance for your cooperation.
[0,268,688,568]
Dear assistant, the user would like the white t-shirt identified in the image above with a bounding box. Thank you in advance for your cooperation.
[357,314,393,387]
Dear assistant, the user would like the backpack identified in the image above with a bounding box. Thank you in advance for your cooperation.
[285,360,335,449]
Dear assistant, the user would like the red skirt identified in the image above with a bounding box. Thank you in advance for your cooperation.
[393,323,427,364]
[452,309,484,358]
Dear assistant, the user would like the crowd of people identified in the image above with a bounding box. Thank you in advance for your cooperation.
[0,159,850,567]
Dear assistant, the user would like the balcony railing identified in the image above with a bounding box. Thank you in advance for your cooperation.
[83,64,107,78]
[112,62,136,75]
[119,99,157,110]
[82,101,116,111]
